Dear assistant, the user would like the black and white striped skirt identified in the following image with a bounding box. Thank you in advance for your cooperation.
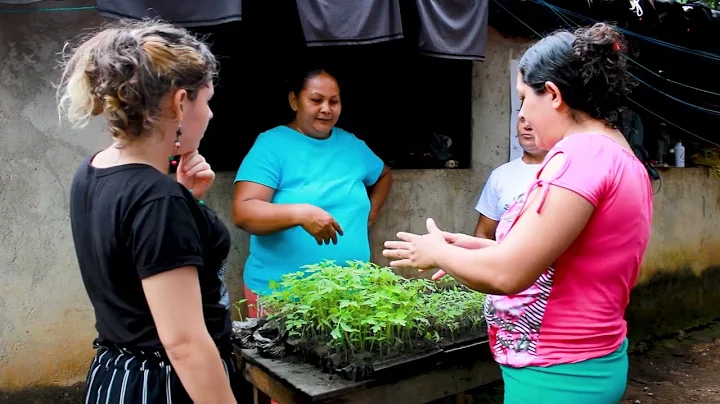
[84,342,245,404]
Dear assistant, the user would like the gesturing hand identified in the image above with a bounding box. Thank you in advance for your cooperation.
[443,232,497,250]
[300,204,344,245]
[429,233,497,280]
[382,218,448,270]
[177,151,215,200]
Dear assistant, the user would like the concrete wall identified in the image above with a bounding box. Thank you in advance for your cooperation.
[625,168,720,342]
[1,0,719,392]
[0,3,527,388]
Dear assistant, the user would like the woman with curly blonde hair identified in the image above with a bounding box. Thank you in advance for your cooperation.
[59,19,241,403]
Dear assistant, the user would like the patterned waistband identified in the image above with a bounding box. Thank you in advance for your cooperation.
[93,338,235,362]
[90,340,238,374]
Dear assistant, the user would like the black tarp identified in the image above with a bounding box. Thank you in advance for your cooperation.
[96,0,242,27]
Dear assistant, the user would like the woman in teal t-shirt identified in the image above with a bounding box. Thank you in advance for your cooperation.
[232,67,393,316]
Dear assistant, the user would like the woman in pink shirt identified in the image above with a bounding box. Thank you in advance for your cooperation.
[384,23,653,403]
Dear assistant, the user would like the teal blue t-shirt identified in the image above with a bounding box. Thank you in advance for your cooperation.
[235,126,385,295]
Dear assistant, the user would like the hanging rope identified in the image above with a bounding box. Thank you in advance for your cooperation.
[629,0,644,17]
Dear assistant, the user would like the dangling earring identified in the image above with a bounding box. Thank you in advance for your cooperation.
[169,126,182,167]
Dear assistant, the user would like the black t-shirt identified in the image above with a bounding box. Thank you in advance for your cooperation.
[69,156,232,349]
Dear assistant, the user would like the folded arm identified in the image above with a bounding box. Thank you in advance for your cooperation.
[232,181,305,235]
[368,166,393,224]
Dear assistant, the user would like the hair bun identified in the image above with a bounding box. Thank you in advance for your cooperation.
[574,23,625,53]
[517,22,635,130]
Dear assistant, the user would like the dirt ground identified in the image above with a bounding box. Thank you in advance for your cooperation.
[622,320,720,404]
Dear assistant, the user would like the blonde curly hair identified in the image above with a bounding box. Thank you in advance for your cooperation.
[57,19,218,142]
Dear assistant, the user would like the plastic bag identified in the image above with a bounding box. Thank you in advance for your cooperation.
[231,318,265,349]
[253,320,289,359]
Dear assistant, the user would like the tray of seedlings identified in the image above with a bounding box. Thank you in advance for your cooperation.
[233,261,488,382]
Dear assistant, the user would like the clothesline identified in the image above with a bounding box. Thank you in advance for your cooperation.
[0,5,95,13]
[536,0,720,115]
[533,0,720,62]
[538,0,720,99]
[492,0,720,148]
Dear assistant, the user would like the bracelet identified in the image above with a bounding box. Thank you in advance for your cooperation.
[188,189,205,206]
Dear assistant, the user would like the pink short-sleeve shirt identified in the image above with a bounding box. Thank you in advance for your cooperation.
[485,133,653,368]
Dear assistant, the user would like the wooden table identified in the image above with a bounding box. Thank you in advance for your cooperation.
[238,343,501,404]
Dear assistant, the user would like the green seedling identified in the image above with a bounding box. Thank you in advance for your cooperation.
[237,260,486,361]
[234,298,248,322]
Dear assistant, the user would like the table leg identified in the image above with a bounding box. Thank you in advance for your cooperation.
[253,386,272,404]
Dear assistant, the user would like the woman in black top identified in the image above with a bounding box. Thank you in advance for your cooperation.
[59,19,240,403]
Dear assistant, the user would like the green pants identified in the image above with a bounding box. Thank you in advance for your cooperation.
[501,338,629,404]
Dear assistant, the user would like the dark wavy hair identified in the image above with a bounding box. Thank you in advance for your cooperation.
[287,65,340,96]
[518,23,636,129]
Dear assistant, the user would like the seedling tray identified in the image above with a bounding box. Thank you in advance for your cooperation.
[294,343,444,382]
[284,329,488,382]
[237,262,490,383]
[366,333,490,382]
[233,323,489,383]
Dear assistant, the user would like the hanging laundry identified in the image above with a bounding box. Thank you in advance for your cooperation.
[95,0,242,27]
[415,0,488,61]
[295,0,403,47]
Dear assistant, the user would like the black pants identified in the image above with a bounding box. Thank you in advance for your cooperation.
[84,343,246,403]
